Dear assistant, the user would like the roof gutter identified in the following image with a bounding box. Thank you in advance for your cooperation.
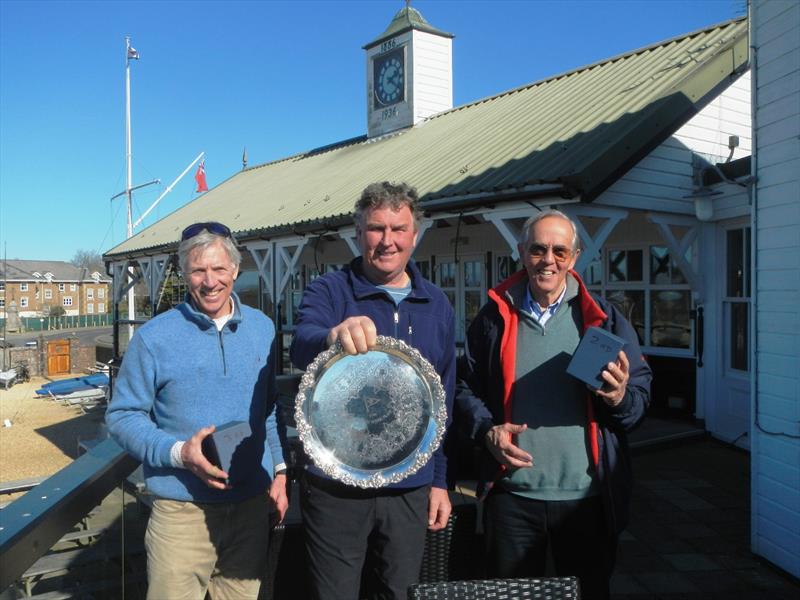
[103,213,357,262]
[421,183,571,212]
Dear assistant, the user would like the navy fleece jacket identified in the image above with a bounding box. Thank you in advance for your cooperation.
[290,257,455,490]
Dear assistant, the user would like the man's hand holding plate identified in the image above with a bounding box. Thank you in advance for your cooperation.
[327,316,377,354]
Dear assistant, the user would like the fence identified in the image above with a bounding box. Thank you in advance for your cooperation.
[0,314,112,332]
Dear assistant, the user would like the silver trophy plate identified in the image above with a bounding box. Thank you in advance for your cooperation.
[295,335,447,488]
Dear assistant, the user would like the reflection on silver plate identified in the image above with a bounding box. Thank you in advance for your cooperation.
[295,336,447,488]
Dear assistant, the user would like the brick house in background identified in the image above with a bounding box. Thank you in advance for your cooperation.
[0,260,111,320]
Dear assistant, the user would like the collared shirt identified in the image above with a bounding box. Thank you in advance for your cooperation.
[522,283,567,327]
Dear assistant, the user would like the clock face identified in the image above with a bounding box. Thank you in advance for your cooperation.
[374,48,405,108]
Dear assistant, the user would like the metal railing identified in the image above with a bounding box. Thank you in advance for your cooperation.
[0,374,302,595]
[0,440,139,592]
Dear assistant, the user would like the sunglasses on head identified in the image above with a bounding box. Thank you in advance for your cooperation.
[180,222,232,241]
[527,243,574,262]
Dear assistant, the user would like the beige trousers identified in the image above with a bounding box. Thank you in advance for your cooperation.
[144,494,270,600]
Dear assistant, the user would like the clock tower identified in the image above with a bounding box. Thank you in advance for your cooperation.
[365,4,453,138]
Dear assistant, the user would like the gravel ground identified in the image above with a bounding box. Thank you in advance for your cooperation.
[0,376,106,501]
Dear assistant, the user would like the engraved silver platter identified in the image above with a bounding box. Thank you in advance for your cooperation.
[295,335,447,488]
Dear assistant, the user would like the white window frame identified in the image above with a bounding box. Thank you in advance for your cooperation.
[63,297,73,307]
[587,242,694,357]
[20,297,29,307]
[58,283,65,292]
[87,303,94,314]
[87,288,94,300]
[20,283,28,292]
[98,302,105,313]
[70,283,77,292]
[722,224,751,375]
[98,288,105,299]
[44,289,52,299]
[432,253,487,345]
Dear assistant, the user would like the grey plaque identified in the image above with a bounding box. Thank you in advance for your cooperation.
[295,336,447,488]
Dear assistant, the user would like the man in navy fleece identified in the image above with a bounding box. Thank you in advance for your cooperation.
[290,182,455,600]
[106,222,287,600]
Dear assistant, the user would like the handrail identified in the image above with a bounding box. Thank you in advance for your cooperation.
[0,438,139,592]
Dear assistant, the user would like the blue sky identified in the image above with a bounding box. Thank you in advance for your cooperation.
[0,0,744,262]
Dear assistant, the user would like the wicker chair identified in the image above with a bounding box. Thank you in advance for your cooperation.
[419,503,479,583]
[407,576,580,600]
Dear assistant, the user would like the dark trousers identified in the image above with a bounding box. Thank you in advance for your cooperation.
[300,473,429,600]
[484,490,616,600]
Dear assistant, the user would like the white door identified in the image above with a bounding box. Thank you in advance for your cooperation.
[713,223,751,448]
[435,255,486,345]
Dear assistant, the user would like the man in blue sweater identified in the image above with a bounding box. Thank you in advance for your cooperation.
[290,182,455,600]
[456,210,651,599]
[106,222,287,600]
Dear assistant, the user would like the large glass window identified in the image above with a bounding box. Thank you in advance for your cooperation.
[726,229,750,298]
[583,256,603,286]
[588,243,693,353]
[495,256,518,284]
[650,246,687,284]
[463,259,484,333]
[435,255,486,344]
[608,249,643,282]
[415,259,430,281]
[724,227,751,372]
[280,270,303,331]
[650,290,691,348]
[606,290,645,345]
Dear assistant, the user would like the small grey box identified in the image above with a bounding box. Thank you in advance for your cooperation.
[202,421,252,479]
[567,327,626,389]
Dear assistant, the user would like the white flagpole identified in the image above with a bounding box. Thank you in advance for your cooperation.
[125,36,136,340]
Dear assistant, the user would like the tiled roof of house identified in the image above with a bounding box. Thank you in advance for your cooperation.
[0,260,110,283]
[105,17,747,260]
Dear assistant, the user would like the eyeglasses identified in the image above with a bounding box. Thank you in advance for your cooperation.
[180,222,232,241]
[526,243,575,262]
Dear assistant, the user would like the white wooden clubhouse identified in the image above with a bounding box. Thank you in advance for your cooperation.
[104,2,799,577]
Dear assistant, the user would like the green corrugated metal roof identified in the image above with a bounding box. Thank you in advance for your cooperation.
[105,17,747,259]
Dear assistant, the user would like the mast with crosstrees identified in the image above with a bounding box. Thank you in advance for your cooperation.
[111,37,205,341]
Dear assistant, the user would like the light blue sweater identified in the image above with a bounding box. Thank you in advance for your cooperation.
[106,293,285,503]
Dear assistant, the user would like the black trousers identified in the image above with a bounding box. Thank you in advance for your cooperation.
[484,490,616,600]
[300,473,429,600]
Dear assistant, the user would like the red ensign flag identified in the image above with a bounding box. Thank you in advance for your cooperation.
[195,160,208,193]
